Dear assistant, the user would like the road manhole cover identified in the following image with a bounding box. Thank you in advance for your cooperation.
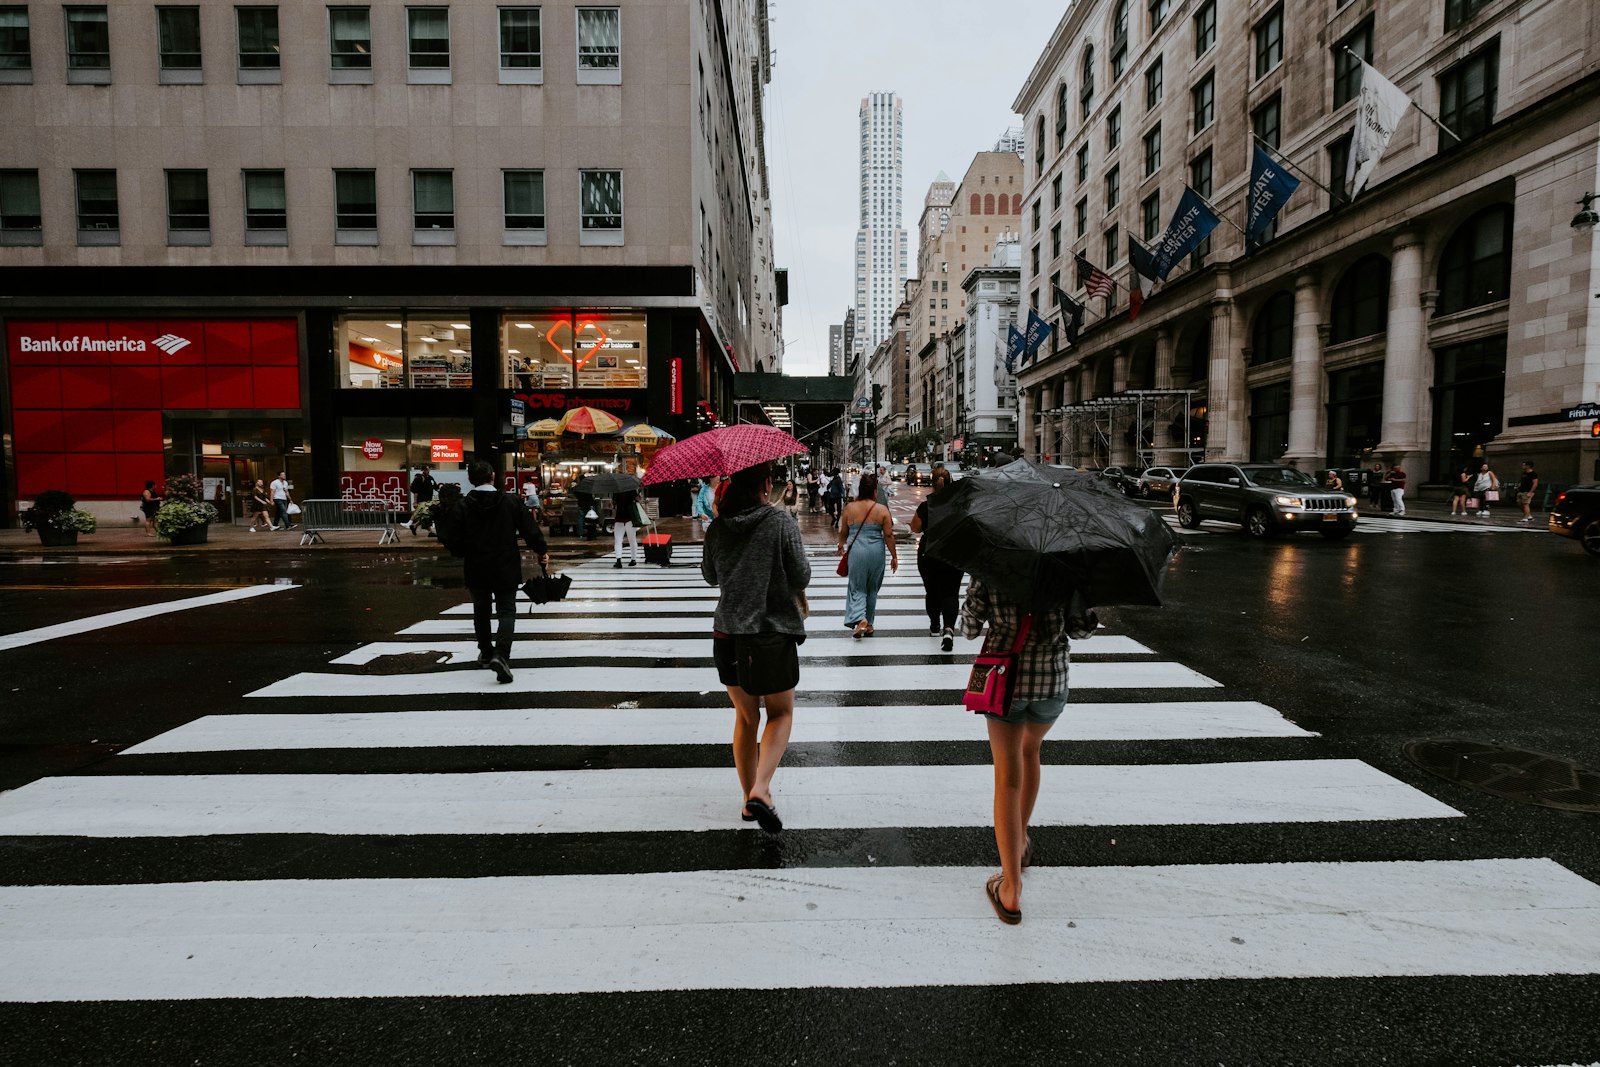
[362,651,451,675]
[1403,739,1600,814]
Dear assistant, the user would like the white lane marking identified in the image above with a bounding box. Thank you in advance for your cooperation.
[327,635,1157,664]
[0,761,1457,837]
[474,599,926,615]
[402,617,978,636]
[124,700,1313,754]
[11,858,1591,1001]
[245,660,1219,698]
[0,585,296,652]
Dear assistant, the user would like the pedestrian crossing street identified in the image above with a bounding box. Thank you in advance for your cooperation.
[2,546,1599,1017]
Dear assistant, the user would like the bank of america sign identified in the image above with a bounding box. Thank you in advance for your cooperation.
[153,333,192,355]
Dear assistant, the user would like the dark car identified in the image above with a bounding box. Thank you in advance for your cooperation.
[1549,483,1600,555]
[1095,465,1143,497]
[1175,462,1359,539]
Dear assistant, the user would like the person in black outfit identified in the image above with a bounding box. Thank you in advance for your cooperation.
[909,466,963,650]
[407,467,436,532]
[436,461,549,684]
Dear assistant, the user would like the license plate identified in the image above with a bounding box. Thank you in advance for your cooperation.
[1323,514,1338,522]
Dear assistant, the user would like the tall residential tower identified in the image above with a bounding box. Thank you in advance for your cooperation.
[853,91,907,370]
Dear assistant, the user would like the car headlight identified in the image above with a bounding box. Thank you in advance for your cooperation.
[1345,496,1358,508]
[1274,495,1304,507]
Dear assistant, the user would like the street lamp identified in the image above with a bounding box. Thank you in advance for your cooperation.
[1572,192,1599,232]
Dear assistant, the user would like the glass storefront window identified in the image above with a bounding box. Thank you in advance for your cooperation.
[336,311,472,389]
[502,310,647,390]
[1326,361,1384,467]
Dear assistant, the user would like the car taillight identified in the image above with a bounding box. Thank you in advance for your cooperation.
[1555,491,1568,507]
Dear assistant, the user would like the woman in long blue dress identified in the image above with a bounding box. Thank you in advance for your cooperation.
[835,472,898,638]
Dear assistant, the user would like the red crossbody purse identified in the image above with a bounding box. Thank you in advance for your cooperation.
[963,613,1033,717]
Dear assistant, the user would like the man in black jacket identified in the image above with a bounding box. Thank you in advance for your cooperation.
[437,461,549,683]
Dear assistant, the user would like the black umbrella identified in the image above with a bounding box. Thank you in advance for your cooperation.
[573,472,642,496]
[923,471,1178,609]
[974,458,1122,497]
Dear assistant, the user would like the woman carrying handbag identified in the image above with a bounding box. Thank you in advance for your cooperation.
[611,487,642,567]
[701,462,811,834]
[836,472,897,639]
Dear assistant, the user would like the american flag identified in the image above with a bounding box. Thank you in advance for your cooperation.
[1076,253,1115,300]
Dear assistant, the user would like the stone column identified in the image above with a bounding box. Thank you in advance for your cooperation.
[1282,269,1325,466]
[1376,232,1427,462]
[1112,346,1129,392]
[1154,327,1174,389]
[1056,374,1075,462]
[1207,270,1244,459]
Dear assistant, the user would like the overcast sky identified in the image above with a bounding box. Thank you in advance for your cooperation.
[766,0,1066,375]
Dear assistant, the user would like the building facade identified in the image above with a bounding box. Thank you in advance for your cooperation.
[852,90,907,366]
[0,0,780,523]
[959,236,1022,453]
[1013,0,1600,486]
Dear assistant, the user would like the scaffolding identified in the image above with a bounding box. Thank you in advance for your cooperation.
[1041,389,1201,470]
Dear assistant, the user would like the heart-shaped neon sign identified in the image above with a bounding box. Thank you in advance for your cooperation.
[543,320,610,368]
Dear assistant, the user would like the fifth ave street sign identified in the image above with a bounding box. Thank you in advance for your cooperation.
[1563,404,1600,420]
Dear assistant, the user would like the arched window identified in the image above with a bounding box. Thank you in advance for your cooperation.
[1437,204,1512,315]
[1330,255,1390,342]
[1034,115,1045,173]
[1250,291,1294,366]
[970,193,981,214]
[983,194,995,215]
[1010,194,1021,214]
[1080,46,1095,118]
[1055,83,1070,151]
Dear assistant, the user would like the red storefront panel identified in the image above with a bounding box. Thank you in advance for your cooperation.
[111,365,163,409]
[61,409,116,453]
[66,453,119,496]
[60,365,113,409]
[252,366,300,409]
[13,410,66,453]
[112,409,163,452]
[15,453,67,497]
[10,365,61,408]
[205,321,252,364]
[251,320,298,364]
[117,453,166,492]
[206,365,254,408]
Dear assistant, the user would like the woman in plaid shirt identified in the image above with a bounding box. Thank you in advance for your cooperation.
[961,578,1079,925]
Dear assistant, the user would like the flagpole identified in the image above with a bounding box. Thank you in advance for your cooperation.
[1186,188,1249,239]
[1250,132,1334,198]
[1344,48,1460,142]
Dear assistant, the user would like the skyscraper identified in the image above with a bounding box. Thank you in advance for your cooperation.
[853,91,908,369]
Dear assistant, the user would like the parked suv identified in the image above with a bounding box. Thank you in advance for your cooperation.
[1548,483,1600,555]
[1096,465,1143,496]
[1175,463,1359,539]
[1137,466,1187,500]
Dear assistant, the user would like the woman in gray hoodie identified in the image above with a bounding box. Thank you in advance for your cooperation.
[701,462,811,833]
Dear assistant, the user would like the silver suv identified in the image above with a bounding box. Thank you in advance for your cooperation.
[1175,463,1359,539]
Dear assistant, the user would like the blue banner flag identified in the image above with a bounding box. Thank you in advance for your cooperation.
[1022,308,1053,365]
[1150,187,1221,281]
[1246,144,1301,242]
[1005,323,1026,373]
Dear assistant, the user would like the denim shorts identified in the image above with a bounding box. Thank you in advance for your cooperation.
[993,694,1068,725]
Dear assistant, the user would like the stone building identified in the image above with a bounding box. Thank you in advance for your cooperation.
[0,0,779,522]
[958,236,1023,454]
[1013,0,1600,487]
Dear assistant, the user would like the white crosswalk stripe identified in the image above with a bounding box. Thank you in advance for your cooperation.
[2,547,1598,1034]
[1160,513,1542,535]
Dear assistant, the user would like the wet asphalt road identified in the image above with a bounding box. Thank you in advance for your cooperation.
[0,507,1596,1066]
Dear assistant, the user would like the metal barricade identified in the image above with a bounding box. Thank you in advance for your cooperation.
[299,497,399,546]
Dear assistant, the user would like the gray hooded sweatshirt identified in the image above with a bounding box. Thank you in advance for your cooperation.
[701,503,811,637]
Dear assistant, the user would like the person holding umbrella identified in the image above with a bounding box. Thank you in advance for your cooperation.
[701,461,811,834]
[837,472,898,638]
[910,466,962,651]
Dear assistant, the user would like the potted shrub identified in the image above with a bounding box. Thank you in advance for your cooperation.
[20,490,97,546]
[154,473,219,545]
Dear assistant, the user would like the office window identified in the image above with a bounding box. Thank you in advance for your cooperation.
[1192,71,1214,132]
[243,169,286,230]
[1141,192,1160,241]
[0,169,41,240]
[64,6,109,70]
[1110,0,1128,78]
[165,169,210,241]
[407,7,449,67]
[334,169,377,236]
[1032,198,1042,230]
[579,169,623,241]
[1327,134,1352,205]
[500,8,541,70]
[1051,222,1062,258]
[1055,83,1070,151]
[329,7,372,70]
[1439,38,1498,149]
[236,7,280,73]
[1145,57,1163,109]
[0,7,31,73]
[1075,196,1088,237]
[1254,4,1283,79]
[1333,19,1371,108]
[1190,149,1212,266]
[1052,174,1063,209]
[157,7,200,70]
[1436,204,1511,314]
[412,170,454,240]
[1143,126,1161,176]
[1031,244,1041,275]
[1445,0,1489,30]
[1194,0,1215,57]
[503,170,545,231]
[1149,0,1172,28]
[1034,115,1045,173]
[1104,224,1120,267]
[1107,106,1122,150]
[1251,291,1293,365]
[1105,165,1120,209]
[1330,255,1390,342]
[576,7,620,82]
[1252,93,1281,150]
[74,169,117,231]
[1076,144,1090,183]
[1079,45,1094,119]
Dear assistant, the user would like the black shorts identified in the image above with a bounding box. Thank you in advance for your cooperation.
[712,633,803,692]
[713,635,739,687]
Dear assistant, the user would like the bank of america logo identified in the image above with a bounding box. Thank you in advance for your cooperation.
[153,333,192,355]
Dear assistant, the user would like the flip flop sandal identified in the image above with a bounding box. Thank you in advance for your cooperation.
[744,798,783,834]
[985,874,1021,925]
[741,807,756,823]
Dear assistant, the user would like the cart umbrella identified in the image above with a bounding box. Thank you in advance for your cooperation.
[558,406,625,436]
[621,423,676,446]
[923,474,1177,610]
[641,425,808,484]
[527,418,563,439]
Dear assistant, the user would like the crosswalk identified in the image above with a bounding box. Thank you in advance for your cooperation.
[1162,512,1542,535]
[2,544,1598,1054]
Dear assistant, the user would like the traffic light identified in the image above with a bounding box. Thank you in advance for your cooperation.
[871,383,884,416]
[1591,419,1600,438]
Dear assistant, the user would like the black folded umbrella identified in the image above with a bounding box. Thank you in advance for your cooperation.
[573,472,641,496]
[521,565,573,604]
[923,469,1177,610]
